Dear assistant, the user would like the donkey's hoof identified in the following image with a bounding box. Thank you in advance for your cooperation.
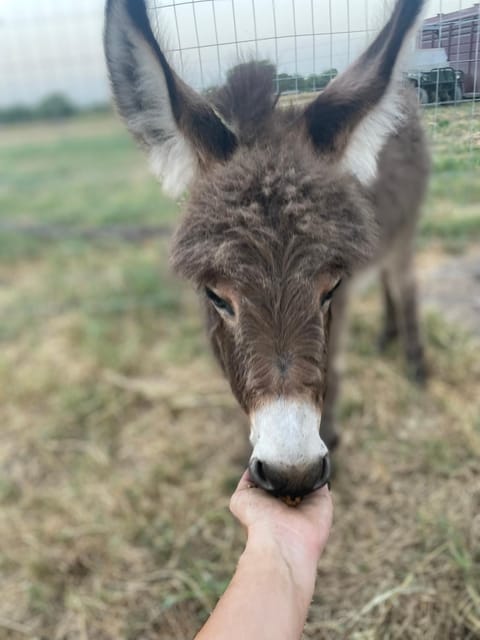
[409,360,429,387]
[407,349,430,386]
[377,329,398,353]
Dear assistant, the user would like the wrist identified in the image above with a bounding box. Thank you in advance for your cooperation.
[242,530,318,608]
[246,523,322,572]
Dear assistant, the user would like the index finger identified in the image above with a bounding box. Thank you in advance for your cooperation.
[234,468,255,492]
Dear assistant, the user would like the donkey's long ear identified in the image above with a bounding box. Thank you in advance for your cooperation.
[104,0,237,197]
[304,0,425,185]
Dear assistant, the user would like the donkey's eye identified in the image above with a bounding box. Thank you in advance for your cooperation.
[205,287,235,317]
[321,279,342,307]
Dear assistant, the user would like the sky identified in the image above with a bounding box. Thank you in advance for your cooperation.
[0,0,472,107]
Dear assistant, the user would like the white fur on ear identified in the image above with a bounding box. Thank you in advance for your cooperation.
[340,86,405,185]
[339,4,426,186]
[149,137,197,198]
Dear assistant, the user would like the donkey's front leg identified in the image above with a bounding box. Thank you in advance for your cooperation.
[321,281,350,452]
[385,244,428,385]
[378,270,399,351]
[396,273,428,384]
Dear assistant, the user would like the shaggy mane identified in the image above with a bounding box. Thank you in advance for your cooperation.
[211,61,278,144]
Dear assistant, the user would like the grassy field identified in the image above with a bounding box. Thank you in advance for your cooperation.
[0,105,479,639]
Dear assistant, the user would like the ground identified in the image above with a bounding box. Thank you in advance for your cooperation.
[0,103,479,639]
[421,248,480,337]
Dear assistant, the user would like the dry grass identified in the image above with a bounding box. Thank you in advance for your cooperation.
[0,107,479,639]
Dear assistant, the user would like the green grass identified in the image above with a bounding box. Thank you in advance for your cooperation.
[420,104,480,246]
[0,113,179,262]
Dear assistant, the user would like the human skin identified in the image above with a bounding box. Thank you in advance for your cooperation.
[195,471,333,640]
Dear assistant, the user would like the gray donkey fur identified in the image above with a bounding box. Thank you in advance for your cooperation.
[105,0,429,497]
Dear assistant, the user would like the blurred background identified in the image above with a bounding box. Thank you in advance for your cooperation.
[0,1,479,639]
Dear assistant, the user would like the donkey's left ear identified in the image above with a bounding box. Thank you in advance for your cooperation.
[104,0,237,197]
[303,0,425,186]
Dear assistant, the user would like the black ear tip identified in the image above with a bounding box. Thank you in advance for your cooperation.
[125,0,149,24]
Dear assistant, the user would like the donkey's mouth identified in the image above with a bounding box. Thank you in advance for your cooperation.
[249,453,331,499]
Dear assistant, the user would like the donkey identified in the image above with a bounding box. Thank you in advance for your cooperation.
[104,0,430,498]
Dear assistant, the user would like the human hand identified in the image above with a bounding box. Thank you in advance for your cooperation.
[230,469,332,581]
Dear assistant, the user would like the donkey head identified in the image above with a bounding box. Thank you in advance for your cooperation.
[105,0,425,497]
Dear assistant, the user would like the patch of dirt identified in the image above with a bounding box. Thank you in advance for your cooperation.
[419,245,480,336]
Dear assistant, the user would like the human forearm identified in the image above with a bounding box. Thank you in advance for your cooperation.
[195,539,317,640]
[194,478,332,640]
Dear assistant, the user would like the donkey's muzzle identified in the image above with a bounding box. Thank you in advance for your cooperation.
[249,454,330,498]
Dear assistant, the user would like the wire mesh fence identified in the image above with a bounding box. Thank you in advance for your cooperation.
[0,1,478,129]
[0,2,478,104]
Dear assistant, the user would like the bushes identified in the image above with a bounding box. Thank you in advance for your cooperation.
[0,104,35,124]
[0,93,110,124]
[276,69,338,92]
[36,94,77,120]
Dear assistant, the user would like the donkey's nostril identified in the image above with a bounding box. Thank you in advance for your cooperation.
[313,454,331,491]
[249,458,275,492]
[256,460,267,483]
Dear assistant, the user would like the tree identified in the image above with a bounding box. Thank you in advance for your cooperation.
[36,93,77,120]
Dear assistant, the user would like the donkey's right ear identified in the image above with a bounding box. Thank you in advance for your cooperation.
[104,0,237,197]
